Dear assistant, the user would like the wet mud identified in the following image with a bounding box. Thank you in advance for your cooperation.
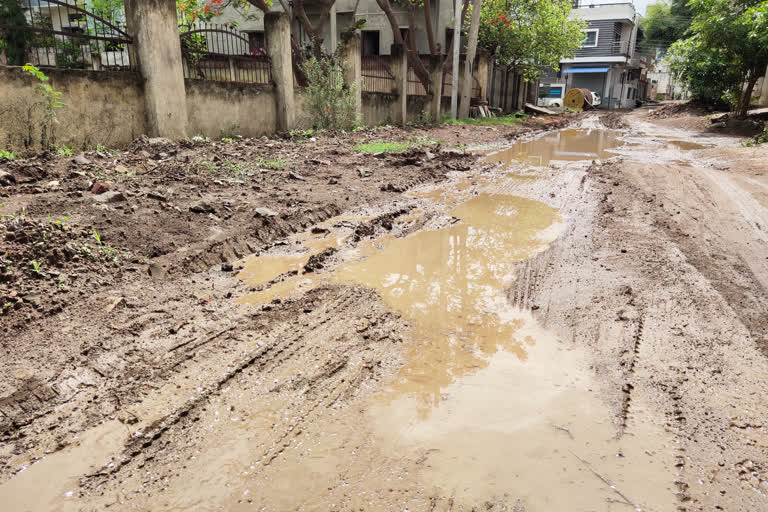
[2,110,768,511]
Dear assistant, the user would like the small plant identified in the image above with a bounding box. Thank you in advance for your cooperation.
[302,55,360,131]
[56,145,73,157]
[80,244,93,257]
[219,123,241,140]
[191,135,210,143]
[0,150,15,161]
[92,228,118,259]
[744,124,768,147]
[257,157,285,170]
[354,141,410,154]
[57,275,68,290]
[22,64,66,148]
[289,129,315,137]
[30,260,45,277]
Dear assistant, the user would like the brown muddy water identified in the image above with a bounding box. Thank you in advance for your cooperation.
[0,127,678,511]
[229,128,677,509]
[482,128,622,167]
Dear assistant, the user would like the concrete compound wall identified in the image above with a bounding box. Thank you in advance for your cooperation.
[185,79,278,138]
[362,92,434,126]
[0,64,287,152]
[0,65,146,152]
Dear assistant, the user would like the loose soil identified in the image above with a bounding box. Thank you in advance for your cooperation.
[1,108,767,512]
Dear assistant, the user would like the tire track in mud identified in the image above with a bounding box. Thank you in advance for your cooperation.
[79,285,405,495]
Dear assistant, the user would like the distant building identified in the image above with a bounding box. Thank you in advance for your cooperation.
[214,0,460,56]
[542,1,650,109]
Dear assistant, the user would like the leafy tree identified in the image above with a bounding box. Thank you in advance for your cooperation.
[476,0,585,81]
[639,0,692,55]
[667,0,768,116]
[0,0,30,66]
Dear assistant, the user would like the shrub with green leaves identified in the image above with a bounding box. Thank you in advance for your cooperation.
[22,64,66,148]
[301,56,359,131]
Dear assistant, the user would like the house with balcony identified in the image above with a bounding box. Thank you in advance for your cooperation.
[545,0,648,109]
[215,0,460,57]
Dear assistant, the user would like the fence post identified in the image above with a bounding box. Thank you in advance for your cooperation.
[265,12,295,132]
[428,55,444,123]
[477,50,489,103]
[339,33,362,120]
[124,0,188,138]
[391,44,407,125]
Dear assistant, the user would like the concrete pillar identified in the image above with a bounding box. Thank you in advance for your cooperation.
[476,50,489,102]
[390,44,407,125]
[428,55,444,123]
[265,12,295,131]
[339,33,362,120]
[124,0,188,138]
[330,4,337,54]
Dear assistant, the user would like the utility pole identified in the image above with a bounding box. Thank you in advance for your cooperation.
[451,0,461,119]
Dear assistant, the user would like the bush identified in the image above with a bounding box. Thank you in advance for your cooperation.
[301,56,359,131]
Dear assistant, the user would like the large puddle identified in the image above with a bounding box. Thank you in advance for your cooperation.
[483,128,622,167]
[231,127,676,508]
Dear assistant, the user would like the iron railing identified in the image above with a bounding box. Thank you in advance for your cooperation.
[1,0,135,71]
[361,55,394,93]
[180,23,271,84]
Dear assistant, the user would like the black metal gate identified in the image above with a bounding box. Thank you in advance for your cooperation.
[0,0,135,71]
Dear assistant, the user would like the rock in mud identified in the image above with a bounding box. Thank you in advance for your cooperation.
[303,247,337,274]
[90,191,126,203]
[148,263,168,281]
[91,181,110,194]
[0,170,16,186]
[253,207,278,218]
[288,172,306,181]
[190,201,216,214]
[357,167,372,178]
[73,154,92,166]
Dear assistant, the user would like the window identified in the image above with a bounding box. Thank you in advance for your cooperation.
[581,29,598,48]
[362,30,380,56]
[248,31,266,54]
[399,28,410,45]
[627,87,632,99]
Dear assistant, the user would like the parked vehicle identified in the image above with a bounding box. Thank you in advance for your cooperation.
[538,84,565,108]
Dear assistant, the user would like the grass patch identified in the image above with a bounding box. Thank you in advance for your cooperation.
[0,150,15,161]
[257,157,285,170]
[443,113,527,127]
[355,136,441,154]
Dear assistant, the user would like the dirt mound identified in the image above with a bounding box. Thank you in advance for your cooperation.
[647,102,721,119]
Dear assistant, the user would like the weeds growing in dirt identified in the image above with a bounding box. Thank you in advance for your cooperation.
[302,56,360,131]
[257,157,285,170]
[443,113,527,127]
[22,64,66,148]
[219,123,241,141]
[0,150,15,161]
[744,124,768,146]
[355,136,440,154]
[30,260,45,277]
[56,145,73,157]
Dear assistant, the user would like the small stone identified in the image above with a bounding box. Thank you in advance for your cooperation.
[253,207,278,218]
[115,164,129,173]
[288,172,306,181]
[74,153,91,166]
[0,170,17,186]
[357,167,372,178]
[46,180,60,189]
[91,181,110,194]
[190,201,216,213]
[328,178,339,185]
[221,262,234,272]
[91,191,126,203]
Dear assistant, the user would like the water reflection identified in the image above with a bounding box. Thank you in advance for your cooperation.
[336,194,561,415]
[483,129,622,167]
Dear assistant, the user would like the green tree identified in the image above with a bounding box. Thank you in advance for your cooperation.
[667,0,768,116]
[0,0,30,66]
[476,0,585,81]
[639,0,692,55]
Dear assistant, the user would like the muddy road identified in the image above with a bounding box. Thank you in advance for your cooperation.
[1,109,767,511]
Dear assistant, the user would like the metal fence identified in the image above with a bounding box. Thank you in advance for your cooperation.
[180,23,271,84]
[0,0,135,71]
[361,55,394,93]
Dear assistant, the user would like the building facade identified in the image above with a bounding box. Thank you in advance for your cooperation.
[542,1,650,109]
